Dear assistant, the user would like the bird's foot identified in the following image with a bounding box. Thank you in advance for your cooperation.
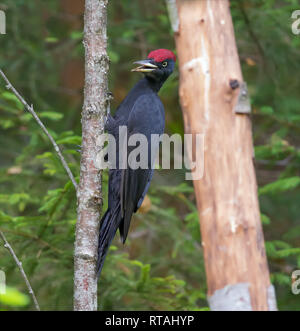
[76,145,81,154]
[106,91,114,100]
[105,113,116,131]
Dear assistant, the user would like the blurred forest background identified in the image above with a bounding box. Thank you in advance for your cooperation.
[0,0,300,310]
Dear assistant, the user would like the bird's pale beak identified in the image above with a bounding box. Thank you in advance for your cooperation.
[131,60,158,73]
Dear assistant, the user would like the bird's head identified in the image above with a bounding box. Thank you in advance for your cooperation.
[132,49,176,83]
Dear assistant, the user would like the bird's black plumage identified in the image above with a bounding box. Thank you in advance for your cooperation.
[97,49,176,277]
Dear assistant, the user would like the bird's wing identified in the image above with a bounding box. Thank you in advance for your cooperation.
[119,95,164,243]
[135,168,154,211]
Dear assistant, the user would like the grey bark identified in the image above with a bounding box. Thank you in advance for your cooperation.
[74,0,110,311]
[208,283,277,311]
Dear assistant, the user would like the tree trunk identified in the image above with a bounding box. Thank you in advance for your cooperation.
[167,0,277,310]
[74,0,109,311]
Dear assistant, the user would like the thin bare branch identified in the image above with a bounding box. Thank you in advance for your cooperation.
[0,230,41,311]
[1,228,63,255]
[0,69,78,190]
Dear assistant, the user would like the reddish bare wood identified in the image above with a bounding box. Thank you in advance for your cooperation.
[173,0,275,310]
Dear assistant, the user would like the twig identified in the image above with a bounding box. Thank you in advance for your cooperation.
[0,230,41,311]
[1,228,63,255]
[0,69,78,191]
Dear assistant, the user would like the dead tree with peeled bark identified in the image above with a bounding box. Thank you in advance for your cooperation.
[167,0,277,310]
[74,0,109,311]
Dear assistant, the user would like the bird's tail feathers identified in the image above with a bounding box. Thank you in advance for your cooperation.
[96,204,121,278]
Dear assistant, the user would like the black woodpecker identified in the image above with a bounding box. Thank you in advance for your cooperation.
[97,49,176,277]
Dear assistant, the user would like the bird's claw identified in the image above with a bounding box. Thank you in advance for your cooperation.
[105,113,115,131]
[106,91,114,100]
[76,145,81,154]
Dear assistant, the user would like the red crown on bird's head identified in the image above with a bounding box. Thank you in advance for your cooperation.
[147,49,176,63]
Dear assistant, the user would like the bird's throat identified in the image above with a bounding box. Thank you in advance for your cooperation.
[145,75,166,93]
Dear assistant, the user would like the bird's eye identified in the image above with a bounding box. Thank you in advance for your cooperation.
[162,62,168,68]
